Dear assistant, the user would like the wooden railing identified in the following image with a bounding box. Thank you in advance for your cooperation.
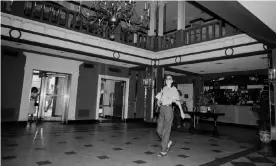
[156,20,242,51]
[1,1,242,52]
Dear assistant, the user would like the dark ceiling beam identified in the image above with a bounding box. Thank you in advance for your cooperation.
[193,1,276,48]
[165,67,200,76]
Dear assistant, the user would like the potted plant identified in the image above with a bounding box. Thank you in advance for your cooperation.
[197,93,211,113]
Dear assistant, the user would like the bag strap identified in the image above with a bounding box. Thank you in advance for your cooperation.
[160,88,164,99]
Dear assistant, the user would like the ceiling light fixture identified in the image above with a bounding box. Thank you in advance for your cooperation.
[77,0,150,40]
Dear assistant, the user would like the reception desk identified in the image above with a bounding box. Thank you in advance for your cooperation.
[209,105,258,126]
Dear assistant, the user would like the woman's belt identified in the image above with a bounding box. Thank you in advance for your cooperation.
[161,104,172,107]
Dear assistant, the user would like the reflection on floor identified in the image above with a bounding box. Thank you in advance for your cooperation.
[1,122,275,166]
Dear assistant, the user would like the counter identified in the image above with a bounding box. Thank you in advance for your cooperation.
[209,105,258,126]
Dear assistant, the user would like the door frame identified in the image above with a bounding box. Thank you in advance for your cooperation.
[32,70,72,122]
[96,75,129,120]
[18,52,81,121]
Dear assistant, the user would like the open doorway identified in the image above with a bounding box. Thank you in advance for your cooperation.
[30,70,71,123]
[96,75,129,121]
[98,79,126,120]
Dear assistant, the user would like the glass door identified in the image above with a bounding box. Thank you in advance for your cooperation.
[31,70,71,123]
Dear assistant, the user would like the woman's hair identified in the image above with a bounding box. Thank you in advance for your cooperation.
[172,82,177,88]
[31,87,38,93]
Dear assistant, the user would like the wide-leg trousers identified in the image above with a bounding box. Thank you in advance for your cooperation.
[156,105,174,152]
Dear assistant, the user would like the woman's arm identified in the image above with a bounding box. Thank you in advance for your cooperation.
[172,87,185,119]
[175,100,185,119]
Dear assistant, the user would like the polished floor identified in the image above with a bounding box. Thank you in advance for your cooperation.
[1,121,276,166]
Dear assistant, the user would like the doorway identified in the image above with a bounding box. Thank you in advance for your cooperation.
[30,70,71,123]
[96,75,129,120]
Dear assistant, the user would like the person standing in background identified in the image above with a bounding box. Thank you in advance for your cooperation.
[29,87,39,122]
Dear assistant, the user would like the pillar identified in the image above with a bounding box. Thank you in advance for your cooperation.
[176,0,186,46]
[148,1,157,36]
[158,2,166,36]
[156,67,164,92]
[177,0,186,30]
[270,48,276,144]
[152,67,164,123]
[193,76,204,109]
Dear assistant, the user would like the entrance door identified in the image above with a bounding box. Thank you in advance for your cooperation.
[31,70,71,123]
[113,81,125,118]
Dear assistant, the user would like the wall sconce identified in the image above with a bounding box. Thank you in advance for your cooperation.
[269,68,276,84]
[142,68,155,89]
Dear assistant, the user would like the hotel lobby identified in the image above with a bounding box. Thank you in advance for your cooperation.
[1,1,276,166]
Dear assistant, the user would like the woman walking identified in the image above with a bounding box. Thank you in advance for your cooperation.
[155,75,185,157]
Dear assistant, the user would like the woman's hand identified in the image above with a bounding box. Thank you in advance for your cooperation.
[175,101,185,119]
[157,100,162,106]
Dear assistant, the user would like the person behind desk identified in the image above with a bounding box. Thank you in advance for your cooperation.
[155,75,185,157]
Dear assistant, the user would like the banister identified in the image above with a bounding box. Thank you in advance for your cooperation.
[1,1,243,52]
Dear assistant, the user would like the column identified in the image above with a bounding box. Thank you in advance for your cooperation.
[176,0,186,46]
[153,67,164,123]
[270,48,276,143]
[177,0,186,30]
[156,67,164,92]
[193,76,204,109]
[158,2,166,36]
[148,1,157,36]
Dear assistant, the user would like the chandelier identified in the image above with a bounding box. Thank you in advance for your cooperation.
[77,1,150,40]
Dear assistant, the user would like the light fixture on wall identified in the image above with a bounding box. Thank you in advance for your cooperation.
[269,68,276,84]
[142,66,155,121]
[142,67,154,89]
[77,0,150,40]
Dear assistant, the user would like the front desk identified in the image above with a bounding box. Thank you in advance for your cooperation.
[209,105,258,126]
